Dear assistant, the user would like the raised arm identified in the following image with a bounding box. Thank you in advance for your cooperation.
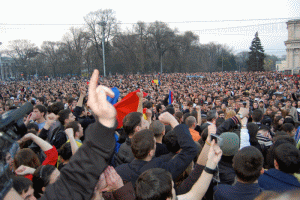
[137,90,143,114]
[178,140,222,200]
[41,69,117,200]
[65,128,79,155]
[19,133,52,152]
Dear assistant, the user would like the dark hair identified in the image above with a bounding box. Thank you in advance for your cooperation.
[65,121,80,137]
[33,165,57,198]
[265,135,296,169]
[281,123,295,136]
[166,106,175,115]
[274,143,300,173]
[252,109,263,122]
[37,97,45,104]
[58,109,72,125]
[123,112,143,136]
[12,176,33,195]
[27,122,39,132]
[233,146,263,183]
[34,105,47,117]
[135,168,173,200]
[143,101,153,109]
[175,111,183,123]
[14,148,41,170]
[67,97,75,105]
[182,113,191,125]
[47,102,64,115]
[163,130,180,153]
[131,129,155,160]
[284,117,295,126]
[207,110,217,122]
[57,142,72,161]
[149,120,165,138]
[247,123,259,145]
[156,104,162,113]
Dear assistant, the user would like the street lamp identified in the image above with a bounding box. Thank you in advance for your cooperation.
[97,21,107,77]
[0,42,3,80]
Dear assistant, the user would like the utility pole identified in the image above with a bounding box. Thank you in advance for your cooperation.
[98,21,107,77]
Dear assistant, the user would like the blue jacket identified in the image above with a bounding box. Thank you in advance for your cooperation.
[116,124,198,187]
[258,168,300,193]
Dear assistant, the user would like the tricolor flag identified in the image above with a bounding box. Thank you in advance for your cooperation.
[152,79,161,86]
[168,90,173,105]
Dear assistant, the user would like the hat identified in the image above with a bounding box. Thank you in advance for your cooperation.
[219,132,239,156]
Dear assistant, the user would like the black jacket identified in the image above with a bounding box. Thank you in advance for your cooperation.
[39,121,67,150]
[41,120,117,200]
[113,138,134,167]
[116,124,198,187]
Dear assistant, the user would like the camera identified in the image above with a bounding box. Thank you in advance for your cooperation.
[0,102,33,198]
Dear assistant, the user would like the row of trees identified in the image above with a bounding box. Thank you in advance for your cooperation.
[4,9,282,78]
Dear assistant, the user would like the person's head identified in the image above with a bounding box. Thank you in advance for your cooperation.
[285,99,292,107]
[174,111,183,124]
[207,110,217,123]
[123,112,147,137]
[156,104,163,113]
[135,168,175,200]
[26,123,39,133]
[36,97,44,106]
[281,123,295,137]
[149,120,165,139]
[65,121,83,139]
[163,130,180,153]
[233,146,263,183]
[12,176,36,200]
[185,116,196,129]
[166,106,175,115]
[58,109,75,126]
[33,105,47,120]
[218,111,225,118]
[47,102,64,115]
[274,116,284,126]
[57,142,72,162]
[33,165,60,198]
[252,109,263,122]
[274,143,300,174]
[225,109,236,120]
[131,129,155,160]
[14,148,41,170]
[253,102,258,109]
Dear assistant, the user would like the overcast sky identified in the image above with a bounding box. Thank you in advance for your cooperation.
[1,0,299,56]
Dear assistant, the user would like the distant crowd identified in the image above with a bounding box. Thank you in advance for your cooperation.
[1,71,300,200]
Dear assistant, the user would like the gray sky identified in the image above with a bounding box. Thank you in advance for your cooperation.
[1,0,300,56]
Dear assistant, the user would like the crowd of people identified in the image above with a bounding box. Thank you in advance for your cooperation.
[1,70,300,200]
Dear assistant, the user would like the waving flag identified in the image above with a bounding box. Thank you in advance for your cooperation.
[168,90,173,105]
[114,89,148,129]
[152,79,161,86]
[107,87,120,105]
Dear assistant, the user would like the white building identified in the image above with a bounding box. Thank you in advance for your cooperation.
[285,19,300,74]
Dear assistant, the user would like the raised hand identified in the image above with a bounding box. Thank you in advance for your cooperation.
[158,112,179,128]
[87,70,116,128]
[206,140,222,169]
[15,165,36,176]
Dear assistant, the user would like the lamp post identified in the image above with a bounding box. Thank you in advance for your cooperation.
[0,42,3,80]
[97,21,107,77]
